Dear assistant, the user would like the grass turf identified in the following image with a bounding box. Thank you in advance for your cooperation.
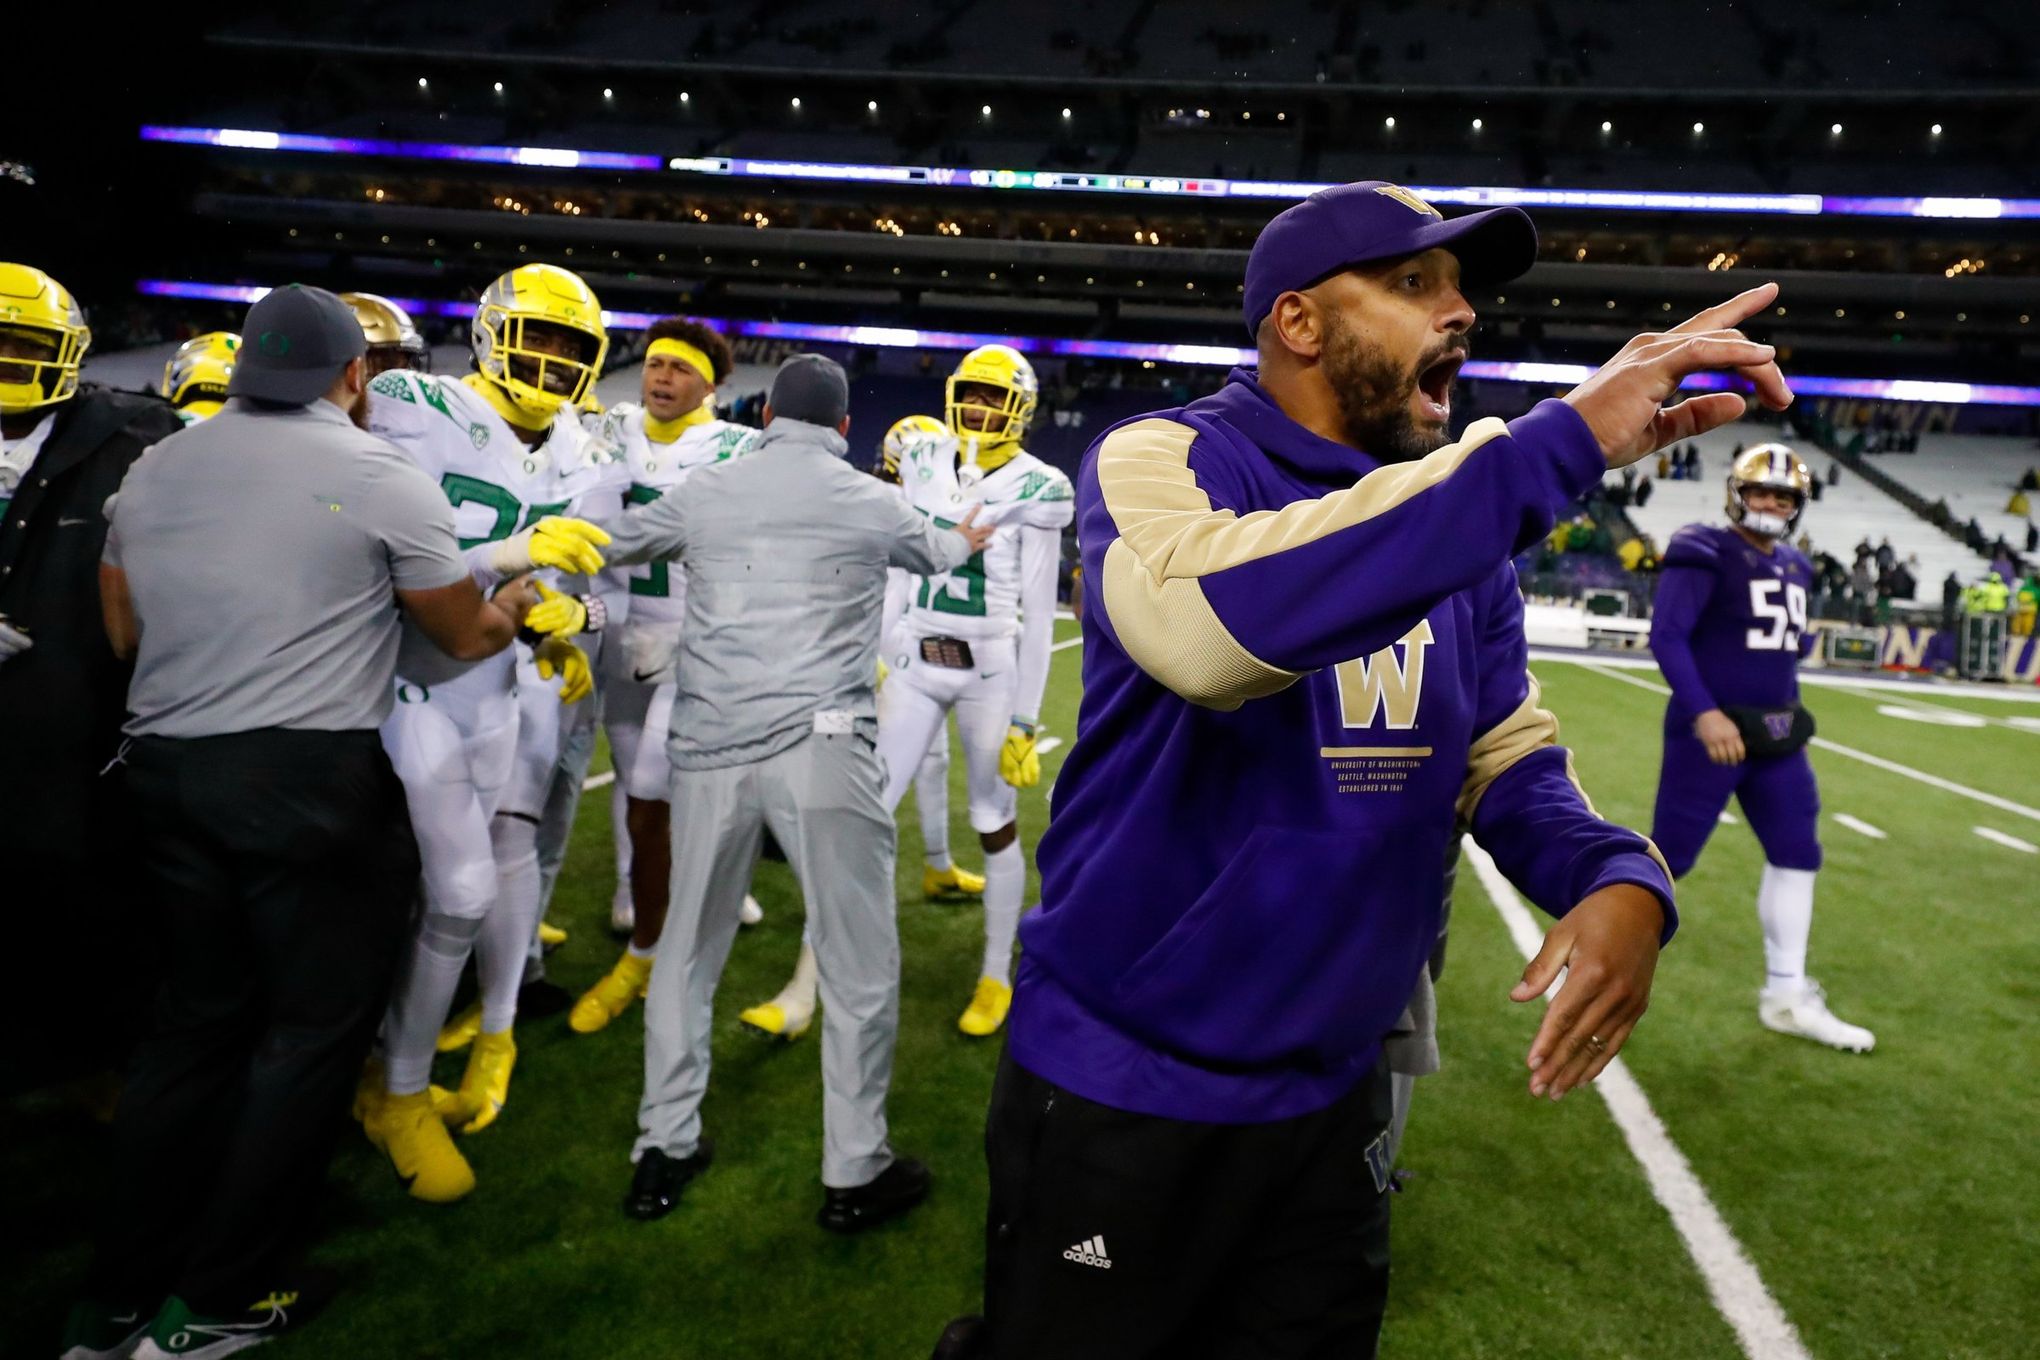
[7,633,2035,1358]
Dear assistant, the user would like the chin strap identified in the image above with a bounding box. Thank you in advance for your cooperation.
[643,399,714,445]
[962,435,1022,472]
[462,373,554,432]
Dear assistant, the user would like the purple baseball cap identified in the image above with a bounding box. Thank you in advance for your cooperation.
[1242,181,1538,335]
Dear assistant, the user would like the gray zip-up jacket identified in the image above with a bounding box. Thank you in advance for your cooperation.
[605,417,971,769]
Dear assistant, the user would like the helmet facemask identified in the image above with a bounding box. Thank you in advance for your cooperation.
[0,320,87,413]
[474,310,606,421]
[1724,444,1812,540]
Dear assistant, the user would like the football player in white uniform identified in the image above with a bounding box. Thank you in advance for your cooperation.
[160,331,238,424]
[742,347,1072,1040]
[358,263,619,1202]
[568,318,768,1035]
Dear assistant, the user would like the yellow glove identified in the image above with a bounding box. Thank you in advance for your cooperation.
[530,516,611,574]
[877,656,890,689]
[524,581,589,638]
[999,722,1040,788]
[534,637,594,704]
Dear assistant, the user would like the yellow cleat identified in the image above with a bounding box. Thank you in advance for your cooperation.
[352,1056,386,1124]
[957,976,1012,1038]
[364,1091,476,1203]
[537,919,568,951]
[570,952,652,1034]
[738,1001,813,1042]
[436,1002,482,1053]
[923,863,986,899]
[453,1030,517,1134]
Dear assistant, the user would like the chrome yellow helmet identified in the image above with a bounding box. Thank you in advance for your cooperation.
[161,331,239,419]
[945,343,1037,447]
[881,413,949,478]
[0,263,91,412]
[340,292,430,375]
[470,264,607,422]
[1726,442,1812,538]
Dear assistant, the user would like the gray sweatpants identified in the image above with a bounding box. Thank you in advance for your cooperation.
[635,731,899,1189]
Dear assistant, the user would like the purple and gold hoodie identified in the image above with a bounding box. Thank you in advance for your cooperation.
[1012,370,1676,1124]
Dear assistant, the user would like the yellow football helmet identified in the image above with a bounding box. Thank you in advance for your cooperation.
[0,262,91,412]
[945,343,1037,448]
[161,331,239,419]
[880,413,949,480]
[470,264,608,423]
[1726,442,1812,537]
[340,292,430,376]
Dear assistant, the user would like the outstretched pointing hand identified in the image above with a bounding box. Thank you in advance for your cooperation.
[1564,282,1794,469]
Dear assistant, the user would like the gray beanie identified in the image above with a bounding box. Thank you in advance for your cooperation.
[768,353,849,428]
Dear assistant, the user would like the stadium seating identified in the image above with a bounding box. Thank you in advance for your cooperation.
[1610,420,1992,594]
[1864,432,2040,562]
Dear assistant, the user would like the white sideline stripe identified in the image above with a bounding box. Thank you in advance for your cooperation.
[1973,826,2039,854]
[1718,812,1739,825]
[1037,736,1065,755]
[1559,660,2040,825]
[582,770,616,792]
[1462,838,1812,1360]
[1832,813,1887,840]
[1051,635,1084,653]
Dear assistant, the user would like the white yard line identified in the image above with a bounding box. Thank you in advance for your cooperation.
[1037,736,1065,755]
[1718,812,1739,825]
[1051,635,1084,653]
[1973,826,2039,854]
[1832,814,1887,840]
[1462,839,1812,1360]
[1530,646,2040,704]
[1556,659,2040,826]
[582,770,616,792]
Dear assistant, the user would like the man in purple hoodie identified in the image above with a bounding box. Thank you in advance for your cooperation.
[936,181,1794,1359]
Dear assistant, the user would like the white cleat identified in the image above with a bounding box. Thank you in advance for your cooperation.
[1759,978,1875,1053]
[611,886,635,936]
[740,894,764,927]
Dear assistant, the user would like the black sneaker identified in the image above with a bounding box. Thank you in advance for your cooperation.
[931,1315,988,1359]
[817,1157,931,1234]
[517,977,574,1019]
[623,1141,714,1221]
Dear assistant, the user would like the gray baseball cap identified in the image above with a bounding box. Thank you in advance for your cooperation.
[227,283,368,405]
[768,353,850,429]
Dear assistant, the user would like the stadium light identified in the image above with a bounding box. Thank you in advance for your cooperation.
[604,88,614,100]
[1385,116,1396,129]
[135,126,2040,219]
[982,104,992,117]
[1471,118,1483,131]
[1601,120,1612,133]
[1061,107,1072,118]
[1931,123,1943,135]
[493,82,504,94]
[791,97,801,109]
[133,280,2040,408]
[417,77,428,89]
[868,100,878,112]
[1692,121,1705,134]
[680,91,690,103]
[1830,122,1843,135]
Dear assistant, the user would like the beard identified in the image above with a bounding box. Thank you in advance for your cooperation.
[348,383,372,431]
[1321,312,1466,464]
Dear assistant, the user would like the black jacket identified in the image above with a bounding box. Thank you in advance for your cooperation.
[0,385,183,857]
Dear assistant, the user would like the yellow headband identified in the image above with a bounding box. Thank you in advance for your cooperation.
[647,337,716,386]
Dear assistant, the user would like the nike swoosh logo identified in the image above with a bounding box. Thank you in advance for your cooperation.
[633,668,663,683]
[58,516,91,527]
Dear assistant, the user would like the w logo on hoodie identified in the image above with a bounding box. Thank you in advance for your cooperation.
[1335,620,1435,730]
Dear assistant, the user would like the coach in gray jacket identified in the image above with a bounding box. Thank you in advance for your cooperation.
[604,353,991,1231]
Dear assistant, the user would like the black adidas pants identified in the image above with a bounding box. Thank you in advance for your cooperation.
[87,729,418,1314]
[979,1047,1394,1359]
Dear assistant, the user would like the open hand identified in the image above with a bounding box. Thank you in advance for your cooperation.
[1694,708,1746,765]
[1510,884,1664,1100]
[955,505,996,554]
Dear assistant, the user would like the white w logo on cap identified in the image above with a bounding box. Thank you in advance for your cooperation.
[1374,184,1443,219]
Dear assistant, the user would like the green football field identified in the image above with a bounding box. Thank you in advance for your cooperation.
[9,621,2038,1359]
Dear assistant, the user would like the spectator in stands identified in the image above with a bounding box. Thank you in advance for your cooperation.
[2025,522,2037,555]
[2012,575,2038,638]
[2019,466,2039,492]
[1963,518,1987,553]
[1875,537,1895,573]
[1807,469,1822,501]
[1991,546,2017,585]
[1942,571,1963,634]
[1634,476,1653,507]
[1795,531,1814,555]
[1828,460,1841,487]
[1656,448,1672,479]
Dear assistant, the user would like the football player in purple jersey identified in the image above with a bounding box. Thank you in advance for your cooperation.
[1649,443,1874,1052]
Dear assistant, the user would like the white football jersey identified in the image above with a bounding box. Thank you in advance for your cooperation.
[368,369,623,698]
[893,430,1074,642]
[593,402,758,626]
